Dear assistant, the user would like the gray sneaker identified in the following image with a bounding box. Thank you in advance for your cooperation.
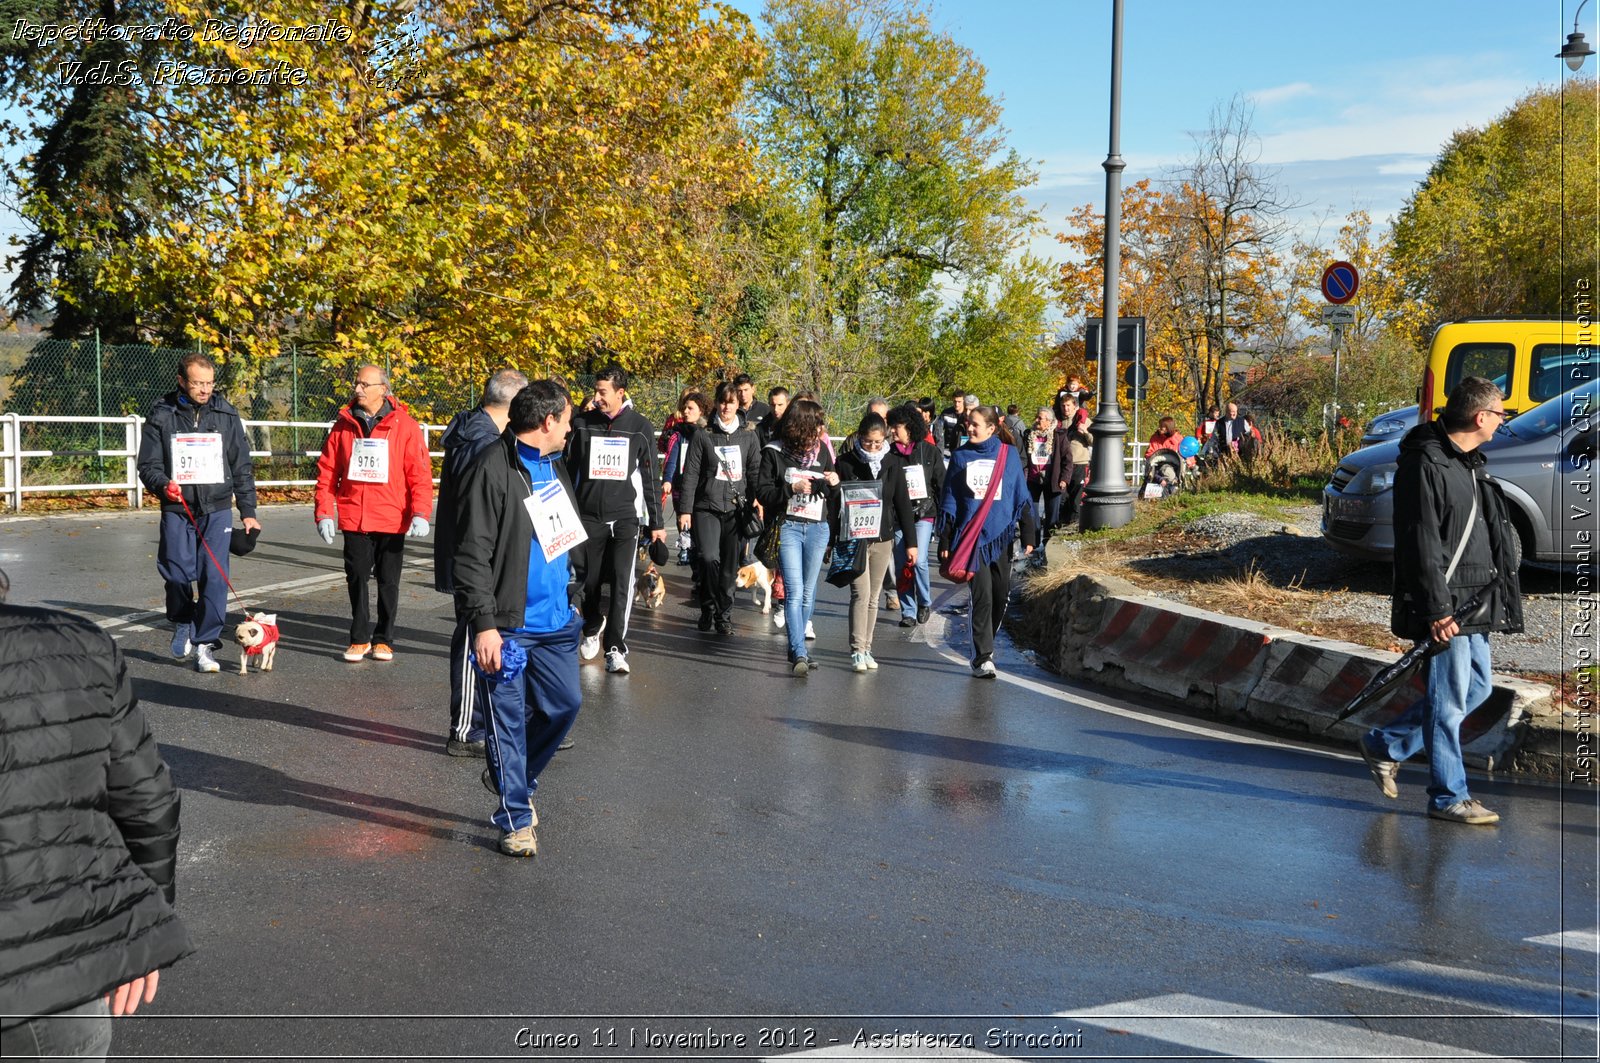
[1428,799,1500,825]
[170,622,193,659]
[1359,739,1400,800]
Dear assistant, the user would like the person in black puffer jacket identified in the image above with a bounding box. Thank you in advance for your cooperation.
[679,382,762,635]
[0,575,194,1059]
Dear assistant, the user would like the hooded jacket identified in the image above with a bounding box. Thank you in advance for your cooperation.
[433,406,504,593]
[314,398,434,535]
[897,438,946,522]
[136,390,257,519]
[939,435,1037,566]
[564,401,662,530]
[0,605,194,1028]
[680,417,761,516]
[1391,419,1524,641]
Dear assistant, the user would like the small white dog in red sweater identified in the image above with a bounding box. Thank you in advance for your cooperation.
[233,612,280,674]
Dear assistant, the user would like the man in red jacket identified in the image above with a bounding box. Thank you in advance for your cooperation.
[314,365,435,662]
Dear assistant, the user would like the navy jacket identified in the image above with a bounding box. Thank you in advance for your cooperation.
[434,407,504,594]
[136,391,257,519]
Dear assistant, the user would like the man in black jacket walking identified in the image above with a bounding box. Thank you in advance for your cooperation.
[0,571,193,1057]
[434,368,527,757]
[564,363,664,675]
[1356,377,1524,825]
[136,353,260,674]
[452,382,584,857]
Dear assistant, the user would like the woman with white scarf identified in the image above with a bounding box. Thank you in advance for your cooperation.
[831,412,916,673]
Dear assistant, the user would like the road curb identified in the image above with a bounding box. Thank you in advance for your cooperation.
[1019,573,1564,778]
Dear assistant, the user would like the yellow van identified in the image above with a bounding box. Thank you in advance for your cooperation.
[1421,317,1592,419]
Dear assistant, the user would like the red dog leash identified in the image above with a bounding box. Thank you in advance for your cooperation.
[173,488,255,622]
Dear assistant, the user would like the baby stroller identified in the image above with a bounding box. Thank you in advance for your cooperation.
[1142,449,1184,499]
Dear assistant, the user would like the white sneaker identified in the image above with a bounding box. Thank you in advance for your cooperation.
[195,644,222,673]
[804,621,816,641]
[852,652,868,673]
[774,609,786,629]
[864,651,878,670]
[580,618,605,661]
[605,649,630,674]
[971,659,997,679]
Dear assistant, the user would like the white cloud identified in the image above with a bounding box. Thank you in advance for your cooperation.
[1249,81,1316,107]
[1376,158,1433,176]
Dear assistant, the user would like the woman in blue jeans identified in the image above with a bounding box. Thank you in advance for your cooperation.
[755,398,839,675]
[887,403,944,627]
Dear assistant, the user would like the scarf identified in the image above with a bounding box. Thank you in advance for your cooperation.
[855,441,884,478]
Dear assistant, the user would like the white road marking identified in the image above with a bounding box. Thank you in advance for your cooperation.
[1312,962,1599,1028]
[99,558,436,638]
[1067,991,1512,1060]
[1526,929,1600,954]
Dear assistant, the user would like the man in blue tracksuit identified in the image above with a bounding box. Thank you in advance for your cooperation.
[434,368,527,757]
[452,380,584,857]
[136,353,260,674]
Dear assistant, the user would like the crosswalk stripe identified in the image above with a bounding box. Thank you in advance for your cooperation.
[1312,962,1598,1028]
[1525,929,1600,954]
[1064,992,1509,1060]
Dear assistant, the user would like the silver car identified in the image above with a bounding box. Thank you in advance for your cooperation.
[1323,379,1598,566]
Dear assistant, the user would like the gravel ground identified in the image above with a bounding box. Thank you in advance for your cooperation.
[1064,504,1585,679]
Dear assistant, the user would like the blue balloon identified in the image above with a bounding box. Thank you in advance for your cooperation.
[1179,435,1201,458]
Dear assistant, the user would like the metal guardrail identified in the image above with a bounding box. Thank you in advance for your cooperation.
[0,413,1153,512]
[0,413,452,512]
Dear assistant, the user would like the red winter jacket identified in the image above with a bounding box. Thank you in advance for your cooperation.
[314,399,435,534]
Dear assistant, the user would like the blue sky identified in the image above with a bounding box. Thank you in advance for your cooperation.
[736,0,1591,262]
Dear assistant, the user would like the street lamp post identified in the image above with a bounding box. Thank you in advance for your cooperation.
[1081,0,1135,530]
[1558,0,1594,71]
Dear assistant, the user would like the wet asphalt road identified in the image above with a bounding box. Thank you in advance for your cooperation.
[2,505,1597,1062]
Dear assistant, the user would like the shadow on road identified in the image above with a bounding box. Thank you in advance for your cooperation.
[159,744,491,848]
[134,676,442,753]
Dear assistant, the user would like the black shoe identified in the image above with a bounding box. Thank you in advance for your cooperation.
[917,605,930,624]
[446,738,486,758]
[715,616,733,635]
[481,767,499,795]
[898,616,916,628]
[698,611,714,632]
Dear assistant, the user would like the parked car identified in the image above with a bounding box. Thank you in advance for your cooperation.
[1357,317,1589,445]
[1323,379,1598,566]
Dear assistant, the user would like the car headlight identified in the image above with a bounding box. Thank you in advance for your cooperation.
[1345,462,1397,495]
[1367,418,1407,436]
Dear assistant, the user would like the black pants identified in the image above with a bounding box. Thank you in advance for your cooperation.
[448,612,484,742]
[968,553,1011,664]
[692,509,740,619]
[573,517,639,655]
[343,531,406,645]
[1057,465,1088,528]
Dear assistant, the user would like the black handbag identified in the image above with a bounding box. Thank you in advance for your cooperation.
[825,538,868,587]
[735,498,765,541]
[755,518,782,568]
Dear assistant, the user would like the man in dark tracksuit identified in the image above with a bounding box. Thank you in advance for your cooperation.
[452,381,584,858]
[1357,376,1524,825]
[136,353,260,674]
[434,368,527,757]
[563,363,663,674]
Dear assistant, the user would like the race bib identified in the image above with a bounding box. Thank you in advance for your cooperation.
[903,464,928,501]
[171,432,225,485]
[1030,438,1049,466]
[347,438,390,483]
[966,459,1001,499]
[522,479,588,562]
[714,445,743,482]
[841,482,883,541]
[588,436,630,480]
[784,468,826,521]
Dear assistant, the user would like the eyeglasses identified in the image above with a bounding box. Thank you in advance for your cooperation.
[354,381,384,390]
[1484,408,1507,420]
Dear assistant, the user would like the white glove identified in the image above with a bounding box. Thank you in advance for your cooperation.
[407,516,430,538]
[317,518,336,545]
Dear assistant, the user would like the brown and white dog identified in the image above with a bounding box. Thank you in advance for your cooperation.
[233,612,280,674]
[734,561,773,613]
[635,564,666,609]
